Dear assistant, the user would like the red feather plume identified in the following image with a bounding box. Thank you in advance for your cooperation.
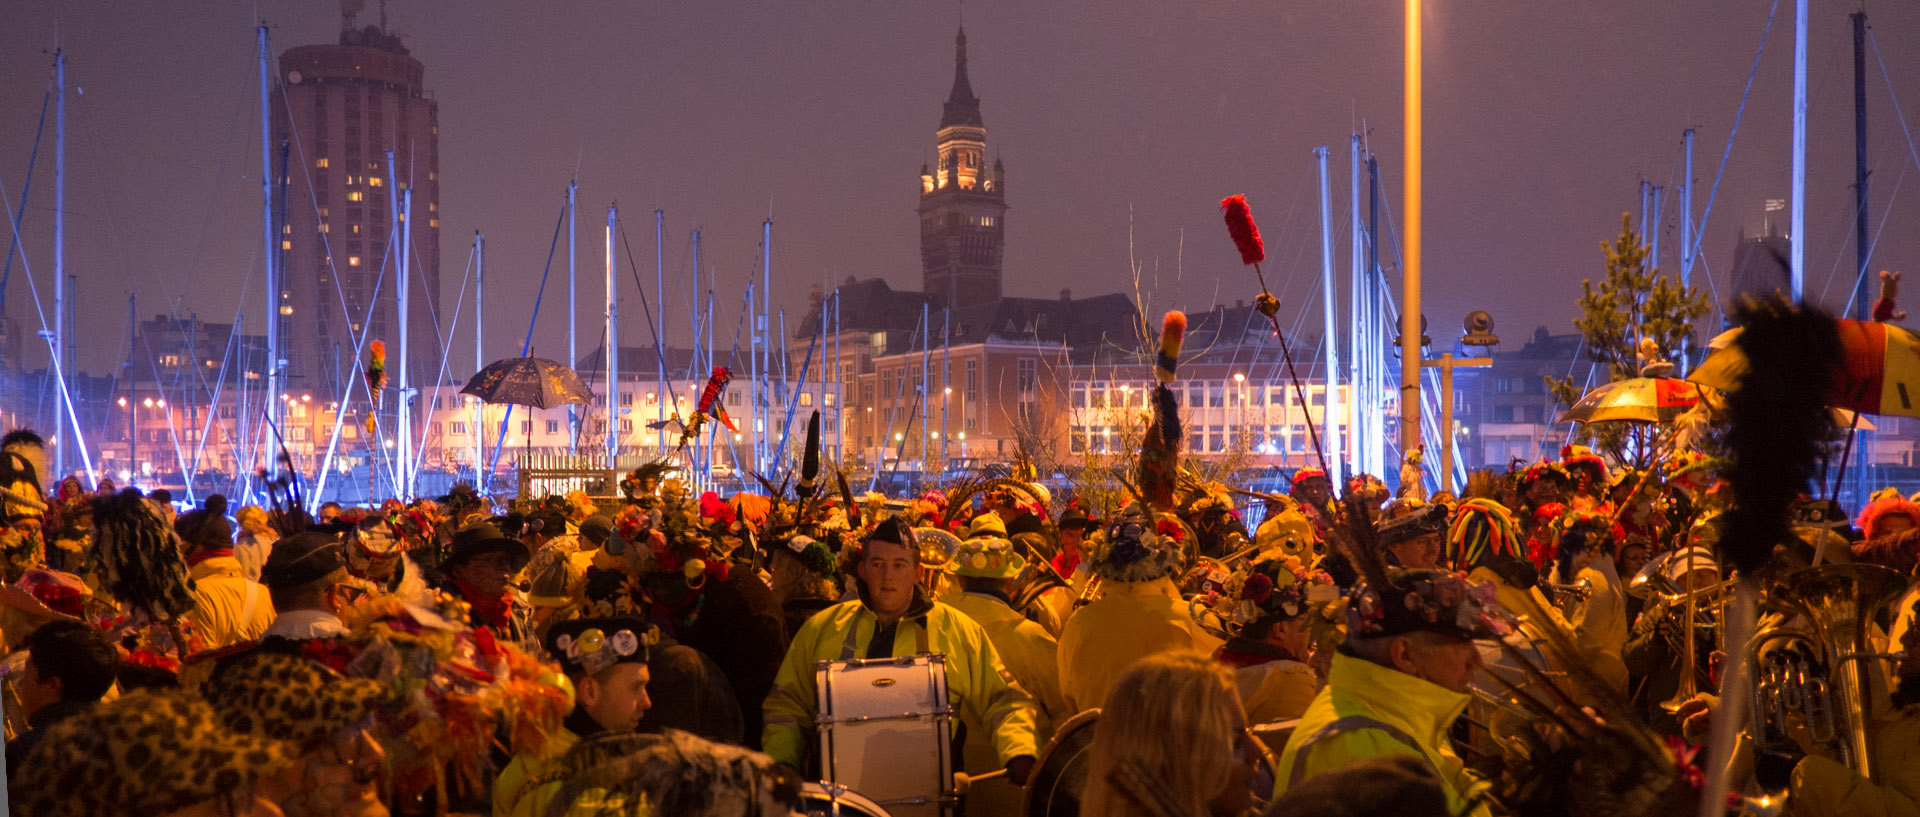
[696,366,731,415]
[1220,195,1265,266]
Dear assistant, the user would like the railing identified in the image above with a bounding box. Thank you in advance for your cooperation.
[515,452,659,500]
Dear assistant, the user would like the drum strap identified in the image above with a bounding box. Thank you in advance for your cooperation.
[841,615,933,660]
[1284,715,1430,786]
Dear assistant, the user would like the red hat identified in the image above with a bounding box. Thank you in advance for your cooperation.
[1292,468,1329,488]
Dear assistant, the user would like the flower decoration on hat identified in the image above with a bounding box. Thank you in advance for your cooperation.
[0,522,45,583]
[1346,567,1510,641]
[1232,556,1313,625]
[1086,503,1188,583]
[1663,449,1717,483]
[946,534,1026,579]
[1518,461,1571,491]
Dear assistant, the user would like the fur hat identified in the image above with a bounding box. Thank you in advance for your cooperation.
[1087,503,1187,583]
[202,652,388,754]
[1857,496,1920,540]
[16,689,294,817]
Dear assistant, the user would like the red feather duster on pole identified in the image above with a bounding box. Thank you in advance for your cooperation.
[1221,195,1265,266]
[365,340,388,393]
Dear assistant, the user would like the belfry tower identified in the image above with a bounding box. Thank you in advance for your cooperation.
[918,28,1007,308]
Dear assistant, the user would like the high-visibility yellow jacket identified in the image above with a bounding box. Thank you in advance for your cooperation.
[1789,702,1920,817]
[494,727,580,817]
[1275,651,1493,817]
[760,598,1041,770]
[1056,576,1224,714]
[943,590,1066,817]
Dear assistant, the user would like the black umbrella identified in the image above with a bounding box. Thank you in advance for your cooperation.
[460,356,594,410]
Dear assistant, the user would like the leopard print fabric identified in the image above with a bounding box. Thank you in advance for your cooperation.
[16,689,293,817]
[202,651,388,753]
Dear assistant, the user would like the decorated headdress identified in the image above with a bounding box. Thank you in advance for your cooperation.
[1559,444,1609,489]
[546,617,657,678]
[1291,467,1329,490]
[1662,449,1717,483]
[1253,496,1319,561]
[945,534,1026,580]
[771,533,838,580]
[1346,567,1509,641]
[1230,555,1317,628]
[1137,311,1187,511]
[533,730,799,817]
[1087,503,1188,583]
[1517,461,1571,492]
[1375,503,1447,547]
[1552,509,1615,583]
[1445,498,1525,570]
[0,428,49,522]
[1857,495,1920,540]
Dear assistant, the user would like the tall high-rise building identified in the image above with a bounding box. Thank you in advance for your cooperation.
[918,28,1006,309]
[273,16,441,397]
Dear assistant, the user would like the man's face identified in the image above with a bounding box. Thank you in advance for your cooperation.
[1298,479,1331,506]
[1273,616,1312,660]
[1397,632,1483,694]
[450,550,514,596]
[319,505,342,523]
[1386,532,1443,570]
[1526,479,1564,505]
[856,538,918,618]
[15,656,59,716]
[1059,526,1085,553]
[580,663,652,733]
[1618,544,1651,580]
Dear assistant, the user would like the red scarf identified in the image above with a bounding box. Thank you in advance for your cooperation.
[453,578,512,628]
[187,548,234,568]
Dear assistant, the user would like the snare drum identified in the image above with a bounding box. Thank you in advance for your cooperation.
[1021,709,1101,817]
[816,655,954,817]
[797,781,895,817]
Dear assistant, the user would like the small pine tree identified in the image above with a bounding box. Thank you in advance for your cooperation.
[1546,214,1713,461]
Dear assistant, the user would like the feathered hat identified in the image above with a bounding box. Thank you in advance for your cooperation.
[1857,495,1920,540]
[1559,444,1609,489]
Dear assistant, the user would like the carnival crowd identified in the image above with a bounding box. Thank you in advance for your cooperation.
[2,421,1919,817]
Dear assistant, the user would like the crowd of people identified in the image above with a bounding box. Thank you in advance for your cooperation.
[2,411,1918,817]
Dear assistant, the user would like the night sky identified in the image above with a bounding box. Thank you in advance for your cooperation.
[5,1,1920,377]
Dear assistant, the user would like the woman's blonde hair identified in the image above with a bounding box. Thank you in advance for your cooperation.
[235,505,271,533]
[1080,650,1246,817]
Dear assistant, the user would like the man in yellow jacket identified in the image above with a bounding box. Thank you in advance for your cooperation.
[176,497,275,648]
[762,517,1041,788]
[941,520,1067,817]
[1057,503,1222,713]
[494,616,654,817]
[1276,567,1507,817]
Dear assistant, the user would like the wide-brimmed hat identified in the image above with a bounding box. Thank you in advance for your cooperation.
[946,535,1026,579]
[445,521,529,573]
[1376,503,1447,547]
[202,651,388,754]
[260,532,346,589]
[1057,504,1100,532]
[16,689,294,817]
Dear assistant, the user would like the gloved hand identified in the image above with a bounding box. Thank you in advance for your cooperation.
[1753,744,1805,792]
[1005,755,1037,787]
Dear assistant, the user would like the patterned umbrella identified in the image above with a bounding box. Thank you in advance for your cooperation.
[1557,377,1701,424]
[459,356,593,410]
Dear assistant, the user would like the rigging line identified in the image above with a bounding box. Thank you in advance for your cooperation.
[1678,0,1782,309]
[618,213,669,386]
[408,242,476,482]
[0,90,49,312]
[0,170,99,488]
[484,203,567,480]
[310,230,400,504]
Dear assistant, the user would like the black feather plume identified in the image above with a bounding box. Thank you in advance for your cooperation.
[798,411,821,500]
[1721,298,1841,577]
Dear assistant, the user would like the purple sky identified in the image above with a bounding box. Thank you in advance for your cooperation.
[5,1,1920,376]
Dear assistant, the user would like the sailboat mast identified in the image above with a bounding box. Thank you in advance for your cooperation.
[397,184,413,499]
[606,205,620,462]
[257,26,282,486]
[1789,0,1808,299]
[567,182,578,454]
[655,210,666,456]
[474,231,486,490]
[1348,135,1368,478]
[1315,146,1343,486]
[53,48,68,480]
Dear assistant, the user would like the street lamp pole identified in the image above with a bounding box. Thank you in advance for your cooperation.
[1400,0,1425,458]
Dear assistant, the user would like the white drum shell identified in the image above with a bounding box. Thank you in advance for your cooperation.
[817,655,954,817]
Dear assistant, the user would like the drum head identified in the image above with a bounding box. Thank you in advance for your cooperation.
[798,782,894,817]
[1021,708,1101,817]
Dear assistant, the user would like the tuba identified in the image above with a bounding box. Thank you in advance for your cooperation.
[1746,563,1908,780]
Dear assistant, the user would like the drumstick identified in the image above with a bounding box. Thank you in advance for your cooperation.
[951,768,1006,794]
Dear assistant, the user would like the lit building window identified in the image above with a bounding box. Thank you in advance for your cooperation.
[369,177,383,187]
[429,219,439,228]
[346,191,364,202]
[315,158,329,169]
[348,256,361,267]
[280,306,293,315]
[318,224,329,234]
[281,240,292,250]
